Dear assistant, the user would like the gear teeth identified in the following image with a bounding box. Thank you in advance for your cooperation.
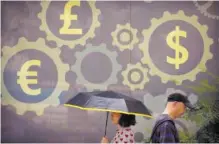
[178,10,185,15]
[203,25,208,32]
[80,41,86,46]
[56,48,61,55]
[72,43,121,91]
[136,63,141,67]
[209,39,213,45]
[139,10,213,85]
[38,1,101,48]
[163,11,171,17]
[125,23,131,27]
[39,25,43,31]
[122,63,149,91]
[17,109,25,115]
[190,75,196,81]
[151,18,158,25]
[2,47,11,55]
[37,13,41,19]
[36,110,44,116]
[18,37,27,44]
[1,99,8,106]
[191,15,198,21]
[111,23,139,51]
[1,37,69,116]
[36,38,46,45]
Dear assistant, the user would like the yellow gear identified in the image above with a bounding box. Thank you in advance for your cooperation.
[38,1,101,48]
[139,10,213,85]
[122,63,149,91]
[111,23,139,51]
[1,37,69,116]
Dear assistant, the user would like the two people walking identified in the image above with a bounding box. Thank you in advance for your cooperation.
[100,93,199,143]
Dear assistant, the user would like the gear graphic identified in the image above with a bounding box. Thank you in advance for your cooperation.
[71,43,122,91]
[38,1,101,48]
[1,37,69,116]
[194,1,219,20]
[111,23,139,51]
[139,10,213,85]
[122,63,149,91]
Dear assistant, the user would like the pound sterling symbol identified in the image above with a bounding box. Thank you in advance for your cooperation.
[17,60,41,95]
[59,0,82,35]
[166,26,189,70]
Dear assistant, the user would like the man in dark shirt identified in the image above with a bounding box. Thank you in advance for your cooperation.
[150,93,200,143]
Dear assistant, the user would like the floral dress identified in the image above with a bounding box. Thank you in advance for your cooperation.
[111,127,135,143]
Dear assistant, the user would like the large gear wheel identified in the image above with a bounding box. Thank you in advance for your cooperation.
[139,10,213,85]
[194,1,219,20]
[121,63,149,91]
[111,23,139,51]
[72,43,122,91]
[38,1,101,48]
[1,37,69,116]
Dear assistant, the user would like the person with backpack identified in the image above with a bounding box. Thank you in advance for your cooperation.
[149,93,200,143]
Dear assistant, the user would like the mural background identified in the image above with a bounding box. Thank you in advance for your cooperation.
[1,1,219,143]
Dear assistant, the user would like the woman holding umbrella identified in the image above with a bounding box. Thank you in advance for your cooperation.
[101,112,136,143]
[65,91,152,143]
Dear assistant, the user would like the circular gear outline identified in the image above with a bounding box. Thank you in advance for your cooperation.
[122,62,149,91]
[71,43,122,91]
[139,10,213,85]
[194,1,219,20]
[111,23,139,51]
[38,1,101,48]
[1,37,70,116]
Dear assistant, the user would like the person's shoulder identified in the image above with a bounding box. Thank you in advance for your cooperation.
[162,120,175,127]
[155,115,175,129]
[155,114,173,123]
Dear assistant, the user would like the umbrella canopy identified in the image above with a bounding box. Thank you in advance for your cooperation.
[64,90,152,118]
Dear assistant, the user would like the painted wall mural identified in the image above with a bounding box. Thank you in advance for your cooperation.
[1,1,219,143]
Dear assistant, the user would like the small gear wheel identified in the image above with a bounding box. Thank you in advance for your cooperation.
[139,10,213,85]
[1,37,69,116]
[122,63,149,91]
[71,43,122,91]
[111,23,139,51]
[194,1,219,20]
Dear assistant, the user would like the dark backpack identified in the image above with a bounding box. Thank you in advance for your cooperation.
[149,120,177,143]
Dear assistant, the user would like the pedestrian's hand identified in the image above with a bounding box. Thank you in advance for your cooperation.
[101,136,109,143]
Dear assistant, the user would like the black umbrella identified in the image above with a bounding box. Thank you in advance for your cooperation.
[64,90,152,136]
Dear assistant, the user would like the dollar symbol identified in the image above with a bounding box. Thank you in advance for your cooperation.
[59,1,82,35]
[17,60,41,95]
[166,26,189,70]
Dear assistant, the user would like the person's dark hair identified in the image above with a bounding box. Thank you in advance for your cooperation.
[118,114,136,127]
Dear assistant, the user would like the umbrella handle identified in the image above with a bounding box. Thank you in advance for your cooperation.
[104,111,109,136]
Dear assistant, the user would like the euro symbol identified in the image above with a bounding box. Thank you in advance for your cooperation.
[59,1,83,35]
[17,60,41,95]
